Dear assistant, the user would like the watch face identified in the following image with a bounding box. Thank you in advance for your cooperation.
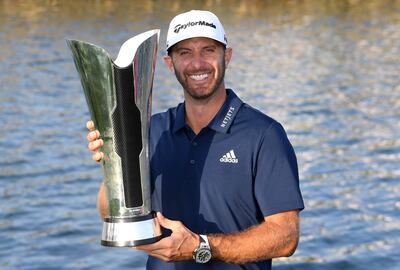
[195,247,212,263]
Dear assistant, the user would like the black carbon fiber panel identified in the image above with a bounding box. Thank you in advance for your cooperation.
[112,65,143,208]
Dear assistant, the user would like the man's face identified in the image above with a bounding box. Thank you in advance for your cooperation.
[164,37,232,100]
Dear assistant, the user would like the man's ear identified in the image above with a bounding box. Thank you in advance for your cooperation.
[163,55,174,71]
[224,47,233,67]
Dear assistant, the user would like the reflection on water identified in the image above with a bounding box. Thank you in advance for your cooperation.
[1,0,399,269]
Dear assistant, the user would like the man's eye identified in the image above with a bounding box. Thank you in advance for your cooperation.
[179,51,189,56]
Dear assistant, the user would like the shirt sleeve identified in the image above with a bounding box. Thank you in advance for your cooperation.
[254,121,304,217]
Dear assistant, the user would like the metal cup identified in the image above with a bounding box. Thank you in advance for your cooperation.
[67,29,162,247]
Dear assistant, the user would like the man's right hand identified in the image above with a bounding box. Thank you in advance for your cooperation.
[86,120,104,162]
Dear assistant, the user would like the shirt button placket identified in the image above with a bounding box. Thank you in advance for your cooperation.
[190,139,197,166]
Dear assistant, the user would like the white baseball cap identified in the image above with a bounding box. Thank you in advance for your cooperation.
[166,10,228,52]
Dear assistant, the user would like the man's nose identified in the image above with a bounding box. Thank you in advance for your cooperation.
[190,52,206,69]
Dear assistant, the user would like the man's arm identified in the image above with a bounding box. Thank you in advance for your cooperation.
[209,210,299,264]
[135,210,300,264]
[97,182,108,220]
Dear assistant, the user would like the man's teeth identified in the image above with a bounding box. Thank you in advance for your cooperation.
[190,74,208,81]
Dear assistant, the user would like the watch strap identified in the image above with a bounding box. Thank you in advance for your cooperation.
[199,234,209,246]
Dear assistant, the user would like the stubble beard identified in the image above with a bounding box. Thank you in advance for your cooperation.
[174,57,226,101]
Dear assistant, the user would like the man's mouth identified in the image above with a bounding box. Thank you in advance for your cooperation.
[188,73,210,81]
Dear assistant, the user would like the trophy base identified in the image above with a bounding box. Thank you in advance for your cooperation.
[101,212,162,247]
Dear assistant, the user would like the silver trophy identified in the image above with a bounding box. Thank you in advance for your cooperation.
[67,29,162,247]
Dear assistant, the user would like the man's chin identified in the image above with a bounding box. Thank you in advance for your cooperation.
[186,88,215,100]
[187,86,224,101]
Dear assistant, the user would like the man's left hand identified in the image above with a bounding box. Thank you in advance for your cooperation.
[135,212,199,262]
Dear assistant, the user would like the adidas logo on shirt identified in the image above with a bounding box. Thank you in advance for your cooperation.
[220,150,239,163]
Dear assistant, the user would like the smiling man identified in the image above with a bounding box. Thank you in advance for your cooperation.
[88,10,304,270]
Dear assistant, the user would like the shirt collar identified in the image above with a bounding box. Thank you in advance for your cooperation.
[208,89,243,133]
[173,89,243,134]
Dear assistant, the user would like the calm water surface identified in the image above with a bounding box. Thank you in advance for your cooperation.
[1,0,399,269]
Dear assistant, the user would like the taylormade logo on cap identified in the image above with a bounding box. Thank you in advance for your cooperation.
[174,21,216,34]
[166,10,227,51]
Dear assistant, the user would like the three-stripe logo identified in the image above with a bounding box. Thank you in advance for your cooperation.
[219,150,239,163]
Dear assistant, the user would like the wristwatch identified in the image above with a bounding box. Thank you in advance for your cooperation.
[192,234,212,263]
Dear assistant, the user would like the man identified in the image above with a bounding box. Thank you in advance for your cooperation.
[87,10,304,269]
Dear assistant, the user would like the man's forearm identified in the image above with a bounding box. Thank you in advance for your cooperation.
[97,182,108,220]
[208,210,300,264]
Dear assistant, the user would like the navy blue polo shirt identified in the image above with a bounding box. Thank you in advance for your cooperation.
[148,89,304,270]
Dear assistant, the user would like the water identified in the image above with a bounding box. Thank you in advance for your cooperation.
[1,0,399,269]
